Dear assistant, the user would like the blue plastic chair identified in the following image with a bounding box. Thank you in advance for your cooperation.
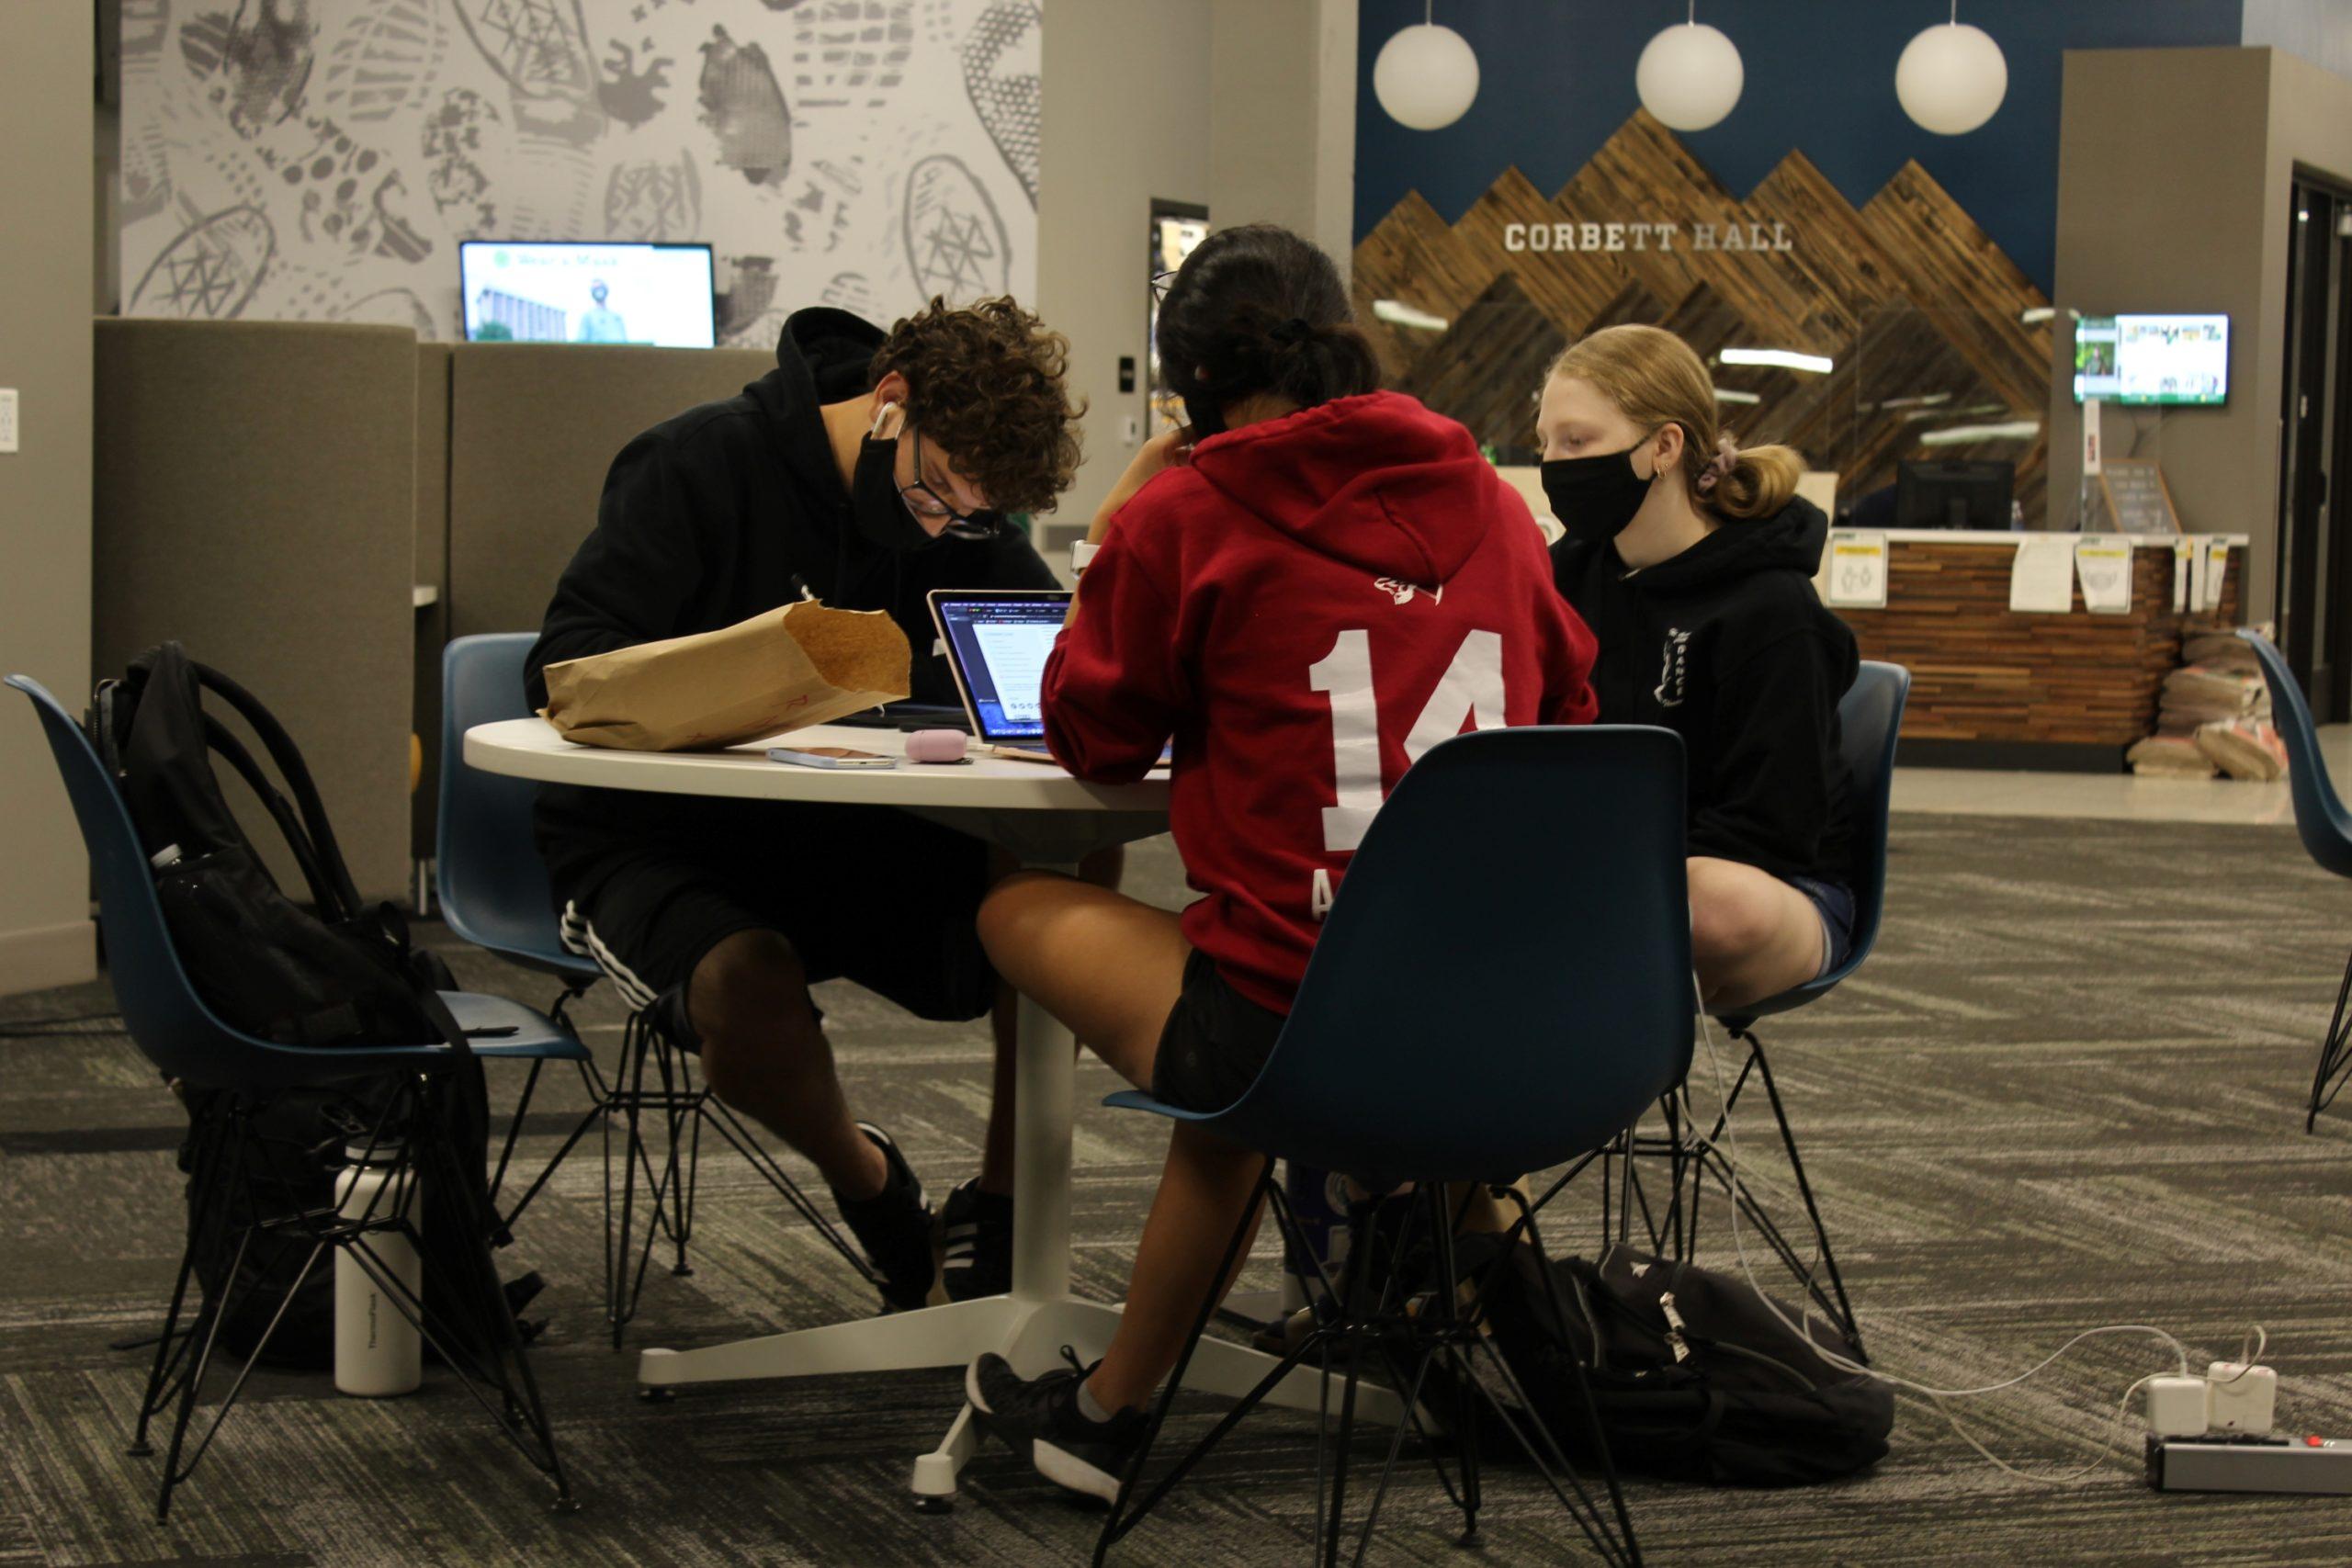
[1552,660,1909,1362]
[439,635,610,1228]
[439,636,606,985]
[6,672,574,1519]
[2239,630,2352,1126]
[1093,727,1688,1567]
[437,635,876,1343]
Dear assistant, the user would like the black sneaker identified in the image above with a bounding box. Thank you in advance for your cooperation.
[967,1348,1147,1504]
[939,1179,1013,1302]
[831,1122,934,1312]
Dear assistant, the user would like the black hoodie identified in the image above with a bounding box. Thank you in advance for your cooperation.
[1550,498,1858,886]
[525,307,1057,861]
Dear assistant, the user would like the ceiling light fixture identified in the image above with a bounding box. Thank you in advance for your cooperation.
[1372,299,1452,332]
[1373,2,1480,132]
[1896,2,2007,135]
[1719,346,1835,374]
[1918,420,2040,446]
[1636,3,1743,132]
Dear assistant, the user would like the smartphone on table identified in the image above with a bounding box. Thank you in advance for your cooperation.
[767,745,896,770]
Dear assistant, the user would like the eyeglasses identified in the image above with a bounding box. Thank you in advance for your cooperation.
[1151,269,1179,302]
[899,425,1003,541]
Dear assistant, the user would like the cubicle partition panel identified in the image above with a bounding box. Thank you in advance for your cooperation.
[413,343,453,867]
[444,344,775,645]
[94,319,421,903]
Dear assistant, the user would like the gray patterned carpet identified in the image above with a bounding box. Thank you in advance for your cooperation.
[5,814,2352,1566]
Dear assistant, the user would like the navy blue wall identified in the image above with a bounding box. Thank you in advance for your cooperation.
[1355,0,2244,294]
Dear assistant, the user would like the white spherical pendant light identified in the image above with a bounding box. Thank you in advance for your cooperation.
[1895,11,2007,136]
[1374,17,1480,132]
[1637,17,1743,132]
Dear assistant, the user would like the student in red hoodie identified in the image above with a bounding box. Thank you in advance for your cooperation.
[962,224,1598,1502]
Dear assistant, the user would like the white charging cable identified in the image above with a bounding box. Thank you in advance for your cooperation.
[1681,976,2256,1487]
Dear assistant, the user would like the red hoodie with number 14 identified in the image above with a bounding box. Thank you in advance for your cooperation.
[1042,390,1600,1014]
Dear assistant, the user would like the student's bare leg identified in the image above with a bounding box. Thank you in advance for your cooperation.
[1092,1125,1267,1412]
[975,848,1127,1195]
[1689,855,1827,1013]
[687,930,885,1196]
[979,870,1265,1411]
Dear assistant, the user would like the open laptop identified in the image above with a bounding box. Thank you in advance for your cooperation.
[928,589,1073,761]
[927,589,1171,766]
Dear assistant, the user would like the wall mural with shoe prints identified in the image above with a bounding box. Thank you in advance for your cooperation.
[119,0,1042,344]
[1354,111,2053,522]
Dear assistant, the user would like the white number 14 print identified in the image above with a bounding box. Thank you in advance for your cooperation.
[1307,626,1506,853]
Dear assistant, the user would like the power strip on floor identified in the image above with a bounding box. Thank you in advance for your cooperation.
[2147,1434,2352,1495]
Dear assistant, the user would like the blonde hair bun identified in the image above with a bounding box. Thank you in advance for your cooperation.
[1546,324,1804,520]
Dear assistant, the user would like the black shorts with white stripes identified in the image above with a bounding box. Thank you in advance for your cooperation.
[548,797,999,1033]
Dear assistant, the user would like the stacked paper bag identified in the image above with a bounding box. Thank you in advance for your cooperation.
[2129,631,2287,781]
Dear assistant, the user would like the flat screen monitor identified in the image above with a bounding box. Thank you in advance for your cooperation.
[458,242,716,348]
[1896,459,2013,531]
[2072,313,2229,405]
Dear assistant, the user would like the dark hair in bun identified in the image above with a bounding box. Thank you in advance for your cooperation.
[1155,223,1383,434]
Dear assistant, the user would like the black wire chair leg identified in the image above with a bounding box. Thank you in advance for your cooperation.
[2310,944,2352,1131]
[608,1016,654,1347]
[498,1094,605,1234]
[486,1059,544,1214]
[665,1042,699,1275]
[131,1105,231,1458]
[399,1114,575,1507]
[1477,1190,1640,1567]
[1095,1158,1275,1565]
[1747,1043,1864,1359]
[698,1100,881,1287]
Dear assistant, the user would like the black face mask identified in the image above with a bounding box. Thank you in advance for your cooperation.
[1541,445,1655,547]
[852,408,943,553]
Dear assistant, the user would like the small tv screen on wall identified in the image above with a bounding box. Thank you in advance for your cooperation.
[2073,313,2228,406]
[458,242,717,348]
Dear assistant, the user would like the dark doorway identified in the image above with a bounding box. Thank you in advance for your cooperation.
[2278,172,2352,722]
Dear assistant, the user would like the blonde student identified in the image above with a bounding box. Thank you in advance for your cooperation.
[1536,323,1860,1011]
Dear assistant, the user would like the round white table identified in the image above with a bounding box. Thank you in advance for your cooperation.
[462,718,1393,1505]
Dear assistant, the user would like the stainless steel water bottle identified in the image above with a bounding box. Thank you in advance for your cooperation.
[334,1143,422,1396]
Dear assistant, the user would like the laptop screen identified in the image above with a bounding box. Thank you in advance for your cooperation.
[933,592,1070,742]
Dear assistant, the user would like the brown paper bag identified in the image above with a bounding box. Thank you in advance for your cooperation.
[540,602,911,750]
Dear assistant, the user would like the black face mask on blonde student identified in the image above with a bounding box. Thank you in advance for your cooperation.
[1541,446,1656,547]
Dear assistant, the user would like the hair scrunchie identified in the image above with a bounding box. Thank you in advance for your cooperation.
[1695,434,1740,495]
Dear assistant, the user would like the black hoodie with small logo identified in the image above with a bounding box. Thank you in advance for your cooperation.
[523,308,1057,875]
[1551,497,1858,886]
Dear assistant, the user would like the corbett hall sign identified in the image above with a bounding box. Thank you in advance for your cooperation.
[1501,220,1796,254]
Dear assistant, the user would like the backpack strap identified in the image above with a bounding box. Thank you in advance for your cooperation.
[179,658,367,923]
[197,711,344,913]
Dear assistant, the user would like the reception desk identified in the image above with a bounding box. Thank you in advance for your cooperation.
[1823,530,2247,771]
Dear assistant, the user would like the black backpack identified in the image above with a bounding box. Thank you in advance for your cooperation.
[1453,1238,1894,1487]
[91,642,458,1052]
[92,644,534,1365]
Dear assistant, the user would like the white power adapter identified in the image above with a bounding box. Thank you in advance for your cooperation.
[2206,1362,2278,1434]
[2146,1375,2210,1438]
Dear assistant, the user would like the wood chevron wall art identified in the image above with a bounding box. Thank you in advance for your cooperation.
[1353,110,2056,522]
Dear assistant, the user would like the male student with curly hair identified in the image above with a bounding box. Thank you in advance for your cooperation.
[526,297,1085,1312]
